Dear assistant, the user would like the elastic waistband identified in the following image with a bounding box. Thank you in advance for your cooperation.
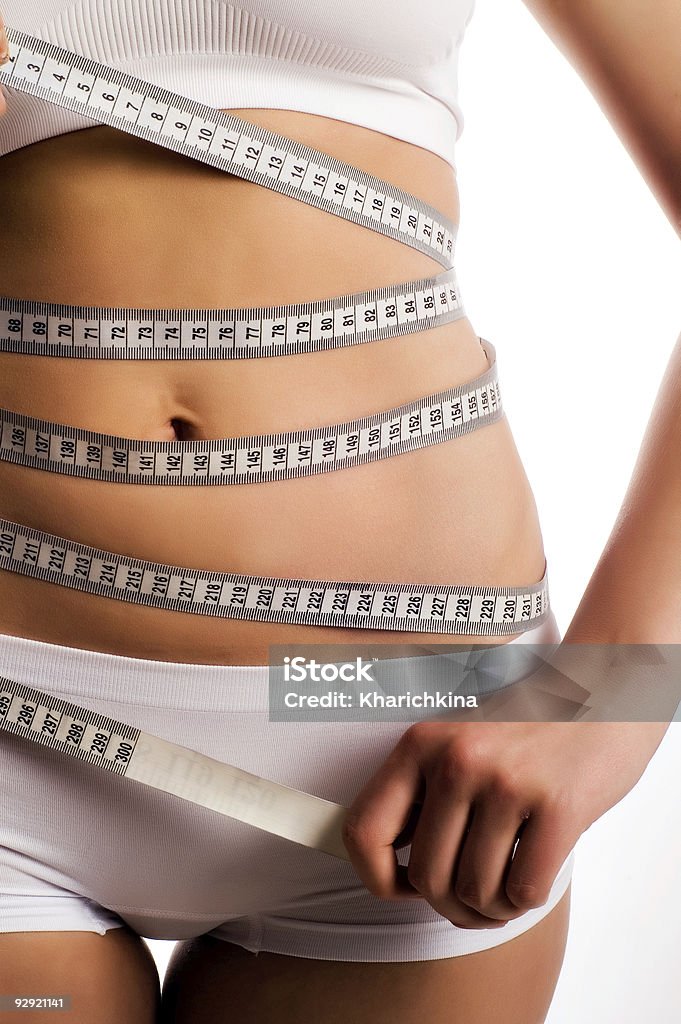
[0,612,560,712]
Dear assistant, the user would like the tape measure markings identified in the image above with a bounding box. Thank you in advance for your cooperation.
[0,342,500,484]
[1,28,455,271]
[0,269,464,359]
[0,519,549,634]
[0,29,553,857]
[0,676,349,859]
[0,35,551,636]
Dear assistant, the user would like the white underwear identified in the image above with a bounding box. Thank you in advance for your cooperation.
[0,614,575,963]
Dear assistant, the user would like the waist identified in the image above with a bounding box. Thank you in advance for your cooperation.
[0,611,562,712]
[0,111,547,662]
[0,112,488,436]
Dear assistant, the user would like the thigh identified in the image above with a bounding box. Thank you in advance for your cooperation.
[161,885,571,1024]
[0,927,161,1024]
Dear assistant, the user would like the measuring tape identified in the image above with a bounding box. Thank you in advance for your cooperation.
[0,675,349,859]
[0,518,549,634]
[0,269,464,359]
[0,28,553,855]
[0,340,500,484]
[0,29,455,271]
[0,37,547,631]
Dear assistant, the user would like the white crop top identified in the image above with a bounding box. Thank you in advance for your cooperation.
[0,0,476,168]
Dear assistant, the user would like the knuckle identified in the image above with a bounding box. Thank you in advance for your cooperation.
[486,770,520,804]
[506,878,549,910]
[341,813,375,853]
[398,722,432,759]
[433,740,483,788]
[455,737,489,772]
[454,878,484,909]
[365,877,396,900]
[431,754,460,790]
[406,864,433,898]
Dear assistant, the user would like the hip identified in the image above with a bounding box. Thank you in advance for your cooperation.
[0,405,547,661]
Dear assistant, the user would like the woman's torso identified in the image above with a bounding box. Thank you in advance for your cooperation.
[0,111,546,664]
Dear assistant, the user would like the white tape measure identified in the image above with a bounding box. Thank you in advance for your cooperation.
[0,28,455,270]
[0,340,500,484]
[0,519,549,633]
[0,27,552,855]
[0,675,349,859]
[0,269,464,359]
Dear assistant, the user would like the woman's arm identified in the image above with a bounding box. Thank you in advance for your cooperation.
[565,325,681,645]
[521,0,681,237]
[343,0,681,929]
[520,0,681,642]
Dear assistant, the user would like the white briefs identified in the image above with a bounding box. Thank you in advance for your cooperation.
[0,614,575,962]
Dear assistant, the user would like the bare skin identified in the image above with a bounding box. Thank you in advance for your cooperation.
[161,892,571,1024]
[0,886,570,1024]
[0,928,162,1024]
[0,19,565,1019]
[0,115,544,664]
[1,0,680,1020]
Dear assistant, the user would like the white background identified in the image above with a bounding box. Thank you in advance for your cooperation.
[146,0,681,1019]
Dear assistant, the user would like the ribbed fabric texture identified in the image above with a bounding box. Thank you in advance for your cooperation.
[0,611,559,712]
[0,617,576,961]
[0,0,476,167]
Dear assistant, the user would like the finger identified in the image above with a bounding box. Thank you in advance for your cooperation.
[0,10,9,118]
[453,791,533,922]
[406,785,509,929]
[342,740,425,900]
[504,802,577,912]
[0,10,8,65]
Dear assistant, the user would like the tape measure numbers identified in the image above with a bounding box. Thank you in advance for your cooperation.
[0,676,349,859]
[0,37,534,630]
[0,29,553,858]
[0,519,549,634]
[0,339,500,484]
[0,269,464,359]
[0,28,456,271]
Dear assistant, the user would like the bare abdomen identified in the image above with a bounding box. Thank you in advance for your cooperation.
[0,112,546,663]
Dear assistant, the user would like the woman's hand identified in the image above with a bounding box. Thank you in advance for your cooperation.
[0,9,9,116]
[342,715,668,929]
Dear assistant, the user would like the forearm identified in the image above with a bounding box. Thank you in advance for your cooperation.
[522,0,681,237]
[516,2,681,727]
[565,327,681,644]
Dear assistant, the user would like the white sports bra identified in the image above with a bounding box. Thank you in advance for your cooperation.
[0,0,476,167]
